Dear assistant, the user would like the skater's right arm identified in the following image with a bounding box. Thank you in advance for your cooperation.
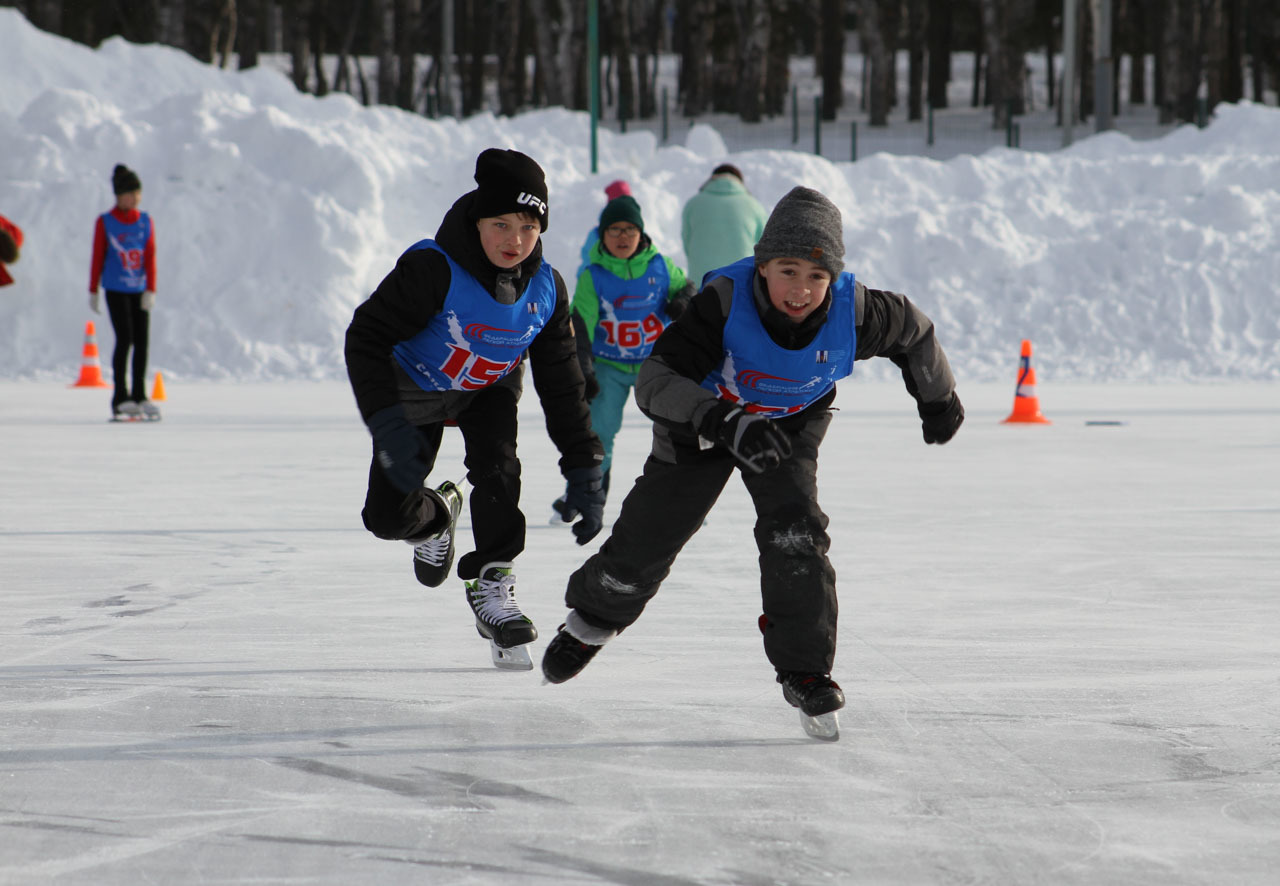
[88,216,107,292]
[344,249,452,421]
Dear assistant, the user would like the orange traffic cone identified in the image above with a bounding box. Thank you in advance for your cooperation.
[69,321,111,388]
[1001,339,1051,424]
[151,372,167,401]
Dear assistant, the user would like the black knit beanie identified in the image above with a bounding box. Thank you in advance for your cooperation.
[598,195,644,234]
[754,186,845,278]
[712,163,744,181]
[112,164,142,195]
[469,148,549,231]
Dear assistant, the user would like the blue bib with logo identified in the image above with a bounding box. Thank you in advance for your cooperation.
[699,257,856,416]
[392,239,556,392]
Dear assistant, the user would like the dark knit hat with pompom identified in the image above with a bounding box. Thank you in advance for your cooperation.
[112,164,142,195]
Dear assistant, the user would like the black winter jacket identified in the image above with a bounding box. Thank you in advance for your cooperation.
[344,193,603,472]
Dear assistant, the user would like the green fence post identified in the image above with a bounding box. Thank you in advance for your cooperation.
[851,121,857,162]
[791,86,799,144]
[1005,100,1014,147]
[814,96,821,156]
[927,103,934,146]
[662,87,669,143]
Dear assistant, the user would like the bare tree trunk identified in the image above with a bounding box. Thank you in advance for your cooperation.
[283,0,313,92]
[333,2,363,96]
[372,0,397,104]
[682,0,715,115]
[736,0,769,123]
[239,0,261,69]
[209,0,237,68]
[860,0,891,125]
[1160,0,1202,122]
[980,0,1034,128]
[311,2,329,96]
[764,0,791,115]
[819,0,843,119]
[926,0,951,109]
[1221,0,1244,102]
[530,0,578,108]
[462,0,487,115]
[397,0,421,110]
[906,0,925,120]
[612,0,636,121]
[633,0,657,118]
[497,0,524,115]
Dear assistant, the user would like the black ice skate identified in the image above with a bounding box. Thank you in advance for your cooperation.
[466,561,536,669]
[541,611,617,684]
[410,479,466,587]
[778,672,844,741]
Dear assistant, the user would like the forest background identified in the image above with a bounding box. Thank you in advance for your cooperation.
[4,0,1278,145]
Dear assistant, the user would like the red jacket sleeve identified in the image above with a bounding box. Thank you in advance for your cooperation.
[144,216,156,291]
[89,216,107,293]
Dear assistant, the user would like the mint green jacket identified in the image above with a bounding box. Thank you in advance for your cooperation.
[680,176,768,289]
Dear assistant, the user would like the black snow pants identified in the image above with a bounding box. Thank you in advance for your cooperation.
[361,384,524,581]
[105,290,149,405]
[565,411,838,674]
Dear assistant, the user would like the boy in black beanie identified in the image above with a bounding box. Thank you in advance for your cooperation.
[541,186,964,739]
[345,148,604,671]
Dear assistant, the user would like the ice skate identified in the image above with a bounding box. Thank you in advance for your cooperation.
[541,611,617,684]
[410,479,466,587]
[110,400,143,422]
[778,672,844,742]
[465,562,536,669]
[137,399,162,421]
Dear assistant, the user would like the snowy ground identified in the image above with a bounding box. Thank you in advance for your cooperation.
[3,379,1278,885]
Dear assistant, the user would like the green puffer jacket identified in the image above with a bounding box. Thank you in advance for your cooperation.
[571,235,695,376]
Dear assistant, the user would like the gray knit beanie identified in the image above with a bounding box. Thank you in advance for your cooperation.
[753,186,845,278]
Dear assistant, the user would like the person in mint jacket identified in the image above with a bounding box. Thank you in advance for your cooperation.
[681,163,768,289]
[552,193,695,521]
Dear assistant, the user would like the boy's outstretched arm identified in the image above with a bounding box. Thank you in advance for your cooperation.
[855,283,963,443]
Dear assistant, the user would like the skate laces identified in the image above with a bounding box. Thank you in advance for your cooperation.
[468,571,525,624]
[413,533,450,567]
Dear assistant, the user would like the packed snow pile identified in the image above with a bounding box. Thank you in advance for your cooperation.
[1,8,1277,382]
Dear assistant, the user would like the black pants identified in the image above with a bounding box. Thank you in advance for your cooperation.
[565,411,838,674]
[360,385,524,581]
[105,290,149,404]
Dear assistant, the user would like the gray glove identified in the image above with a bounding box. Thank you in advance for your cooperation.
[141,291,156,311]
[89,292,101,314]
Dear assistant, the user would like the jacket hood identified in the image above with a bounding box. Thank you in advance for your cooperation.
[435,191,545,296]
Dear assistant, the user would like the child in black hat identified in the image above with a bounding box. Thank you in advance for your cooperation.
[345,148,605,670]
[88,163,160,420]
[541,186,964,739]
[551,190,695,521]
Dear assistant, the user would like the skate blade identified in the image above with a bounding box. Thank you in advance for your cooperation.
[800,710,840,741]
[490,641,533,671]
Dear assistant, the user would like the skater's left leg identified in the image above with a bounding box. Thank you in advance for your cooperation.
[128,295,150,403]
[453,384,523,580]
[743,412,837,675]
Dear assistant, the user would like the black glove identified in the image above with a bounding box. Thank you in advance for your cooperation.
[582,372,600,402]
[919,393,964,444]
[366,404,430,495]
[563,465,605,545]
[700,402,793,474]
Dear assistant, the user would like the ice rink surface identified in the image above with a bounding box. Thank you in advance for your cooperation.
[2,380,1278,885]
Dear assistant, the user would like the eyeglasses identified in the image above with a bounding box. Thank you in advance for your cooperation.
[604,225,640,238]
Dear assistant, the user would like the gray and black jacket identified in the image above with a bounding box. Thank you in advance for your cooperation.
[635,271,956,463]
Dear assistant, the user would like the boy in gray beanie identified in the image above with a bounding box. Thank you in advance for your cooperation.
[541,183,963,741]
